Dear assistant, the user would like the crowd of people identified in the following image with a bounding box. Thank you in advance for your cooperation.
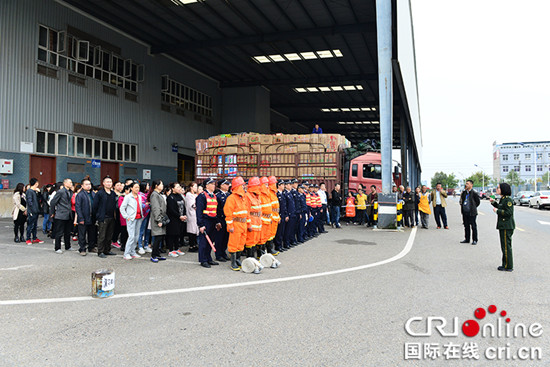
[10,176,515,272]
[10,175,331,270]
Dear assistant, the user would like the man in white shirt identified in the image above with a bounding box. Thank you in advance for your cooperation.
[319,182,329,225]
[430,183,448,229]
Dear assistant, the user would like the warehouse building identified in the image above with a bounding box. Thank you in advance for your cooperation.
[0,0,422,209]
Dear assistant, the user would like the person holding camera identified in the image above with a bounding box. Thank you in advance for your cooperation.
[149,180,167,263]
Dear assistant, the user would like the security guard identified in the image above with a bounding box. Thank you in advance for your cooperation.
[224,176,248,271]
[196,178,219,268]
[215,179,231,262]
[275,179,287,252]
[490,183,515,272]
[291,179,301,245]
[283,180,296,249]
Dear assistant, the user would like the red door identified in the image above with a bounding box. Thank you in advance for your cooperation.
[30,155,56,185]
[101,162,119,182]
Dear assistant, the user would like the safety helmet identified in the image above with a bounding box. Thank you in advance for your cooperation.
[268,176,277,185]
[248,176,261,187]
[231,176,245,188]
[260,176,269,185]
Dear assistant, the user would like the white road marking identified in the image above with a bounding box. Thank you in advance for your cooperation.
[0,228,418,306]
[537,220,550,225]
[0,265,34,271]
[515,227,525,232]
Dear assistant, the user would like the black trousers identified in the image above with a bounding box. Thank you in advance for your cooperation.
[97,218,115,255]
[433,205,448,227]
[14,212,26,238]
[54,219,72,250]
[152,235,165,258]
[215,223,229,259]
[166,234,180,252]
[463,214,478,242]
[275,219,286,250]
[404,209,415,227]
[78,223,97,252]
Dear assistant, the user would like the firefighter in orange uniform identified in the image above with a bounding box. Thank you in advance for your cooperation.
[224,176,248,271]
[258,177,272,258]
[267,176,280,255]
[244,177,262,258]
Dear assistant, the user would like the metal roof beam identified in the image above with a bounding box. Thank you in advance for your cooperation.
[150,22,376,54]
[220,73,376,88]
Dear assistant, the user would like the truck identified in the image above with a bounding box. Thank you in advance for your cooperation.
[194,133,400,194]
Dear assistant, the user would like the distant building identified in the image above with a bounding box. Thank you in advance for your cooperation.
[493,141,550,186]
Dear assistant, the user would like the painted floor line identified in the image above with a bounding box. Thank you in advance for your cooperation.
[0,228,417,306]
[516,227,525,232]
[0,265,34,271]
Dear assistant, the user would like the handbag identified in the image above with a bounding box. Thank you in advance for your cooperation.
[161,214,170,227]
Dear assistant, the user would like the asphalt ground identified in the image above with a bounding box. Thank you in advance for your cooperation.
[0,198,549,366]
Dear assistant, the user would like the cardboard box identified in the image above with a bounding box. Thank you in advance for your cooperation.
[226,136,238,146]
[195,139,208,154]
[248,134,261,145]
[214,147,237,155]
[283,146,297,154]
[295,135,309,143]
[260,135,273,145]
[273,134,284,144]
[238,135,249,146]
[297,144,310,152]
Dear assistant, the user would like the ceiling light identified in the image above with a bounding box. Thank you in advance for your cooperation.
[321,108,331,112]
[354,121,362,124]
[294,87,307,93]
[330,108,340,112]
[284,53,301,61]
[345,121,354,125]
[253,56,270,63]
[337,121,346,124]
[268,54,285,62]
[360,107,371,111]
[333,49,343,57]
[318,86,331,92]
[300,52,317,59]
[356,85,364,90]
[171,0,199,4]
[343,85,356,91]
[341,108,351,112]
[306,87,318,92]
[331,86,343,91]
[371,121,379,124]
[316,50,333,58]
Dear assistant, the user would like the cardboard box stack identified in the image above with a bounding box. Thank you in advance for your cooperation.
[196,133,350,155]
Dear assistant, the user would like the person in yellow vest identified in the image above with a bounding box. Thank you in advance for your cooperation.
[224,176,248,271]
[258,176,272,258]
[196,178,219,268]
[355,189,368,225]
[267,176,280,255]
[244,177,262,258]
[418,185,431,229]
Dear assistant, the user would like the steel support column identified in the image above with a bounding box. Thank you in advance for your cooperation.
[408,139,415,188]
[400,115,408,187]
[376,0,393,194]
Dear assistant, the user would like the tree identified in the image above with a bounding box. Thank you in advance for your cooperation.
[465,171,491,189]
[430,172,459,189]
[505,170,522,187]
[541,172,550,188]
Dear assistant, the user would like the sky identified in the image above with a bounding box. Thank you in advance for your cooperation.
[410,0,550,185]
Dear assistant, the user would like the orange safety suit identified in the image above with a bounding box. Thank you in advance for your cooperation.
[245,186,262,248]
[346,196,356,218]
[259,184,272,245]
[224,185,248,253]
[268,183,280,241]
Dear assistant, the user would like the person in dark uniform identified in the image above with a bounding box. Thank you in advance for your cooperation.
[297,185,308,243]
[290,179,302,245]
[195,178,219,268]
[283,180,296,250]
[215,179,231,262]
[490,182,515,272]
[275,180,287,252]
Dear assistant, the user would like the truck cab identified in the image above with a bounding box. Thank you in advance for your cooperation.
[347,152,401,193]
